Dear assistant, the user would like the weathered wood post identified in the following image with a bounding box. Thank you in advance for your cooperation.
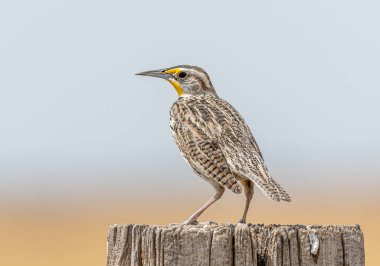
[106,223,364,266]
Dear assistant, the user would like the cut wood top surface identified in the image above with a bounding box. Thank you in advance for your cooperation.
[107,223,364,266]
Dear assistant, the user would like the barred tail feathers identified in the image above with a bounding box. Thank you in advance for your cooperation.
[243,173,291,202]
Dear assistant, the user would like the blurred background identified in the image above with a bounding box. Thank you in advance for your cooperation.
[1,0,379,265]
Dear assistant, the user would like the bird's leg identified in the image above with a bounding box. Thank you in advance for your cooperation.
[238,179,254,223]
[183,185,224,225]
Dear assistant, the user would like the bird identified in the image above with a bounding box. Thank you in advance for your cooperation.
[136,65,291,224]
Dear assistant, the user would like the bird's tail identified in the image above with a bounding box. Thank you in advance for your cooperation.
[235,170,291,202]
[266,178,291,202]
[249,173,291,202]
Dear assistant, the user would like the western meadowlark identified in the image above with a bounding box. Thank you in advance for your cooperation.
[136,65,291,224]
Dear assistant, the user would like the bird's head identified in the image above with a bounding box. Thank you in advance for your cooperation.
[136,65,217,97]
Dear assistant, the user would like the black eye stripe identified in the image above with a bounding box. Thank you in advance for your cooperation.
[178,72,187,78]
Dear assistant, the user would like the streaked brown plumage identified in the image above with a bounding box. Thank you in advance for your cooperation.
[136,65,291,224]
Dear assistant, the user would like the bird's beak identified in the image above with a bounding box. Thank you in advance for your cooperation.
[135,67,184,96]
[135,69,172,80]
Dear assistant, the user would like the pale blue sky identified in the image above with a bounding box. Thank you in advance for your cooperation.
[1,0,379,200]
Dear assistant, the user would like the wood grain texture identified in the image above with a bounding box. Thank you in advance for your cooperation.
[106,223,364,266]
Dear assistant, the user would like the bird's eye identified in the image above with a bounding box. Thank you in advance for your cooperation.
[178,72,187,78]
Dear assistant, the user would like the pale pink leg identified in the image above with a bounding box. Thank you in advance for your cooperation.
[184,186,224,224]
[239,179,254,223]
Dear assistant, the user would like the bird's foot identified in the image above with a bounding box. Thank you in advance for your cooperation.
[204,220,218,225]
[238,218,247,224]
[183,219,199,225]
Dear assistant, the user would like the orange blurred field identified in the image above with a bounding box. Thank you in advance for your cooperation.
[1,183,379,266]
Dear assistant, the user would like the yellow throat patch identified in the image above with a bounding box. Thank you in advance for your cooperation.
[164,68,184,96]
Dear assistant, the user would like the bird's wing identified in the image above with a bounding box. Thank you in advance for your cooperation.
[171,96,291,202]
[170,120,242,193]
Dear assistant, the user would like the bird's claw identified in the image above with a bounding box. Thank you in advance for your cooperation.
[183,219,199,225]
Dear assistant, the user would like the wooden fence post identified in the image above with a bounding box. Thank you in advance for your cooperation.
[106,223,364,266]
